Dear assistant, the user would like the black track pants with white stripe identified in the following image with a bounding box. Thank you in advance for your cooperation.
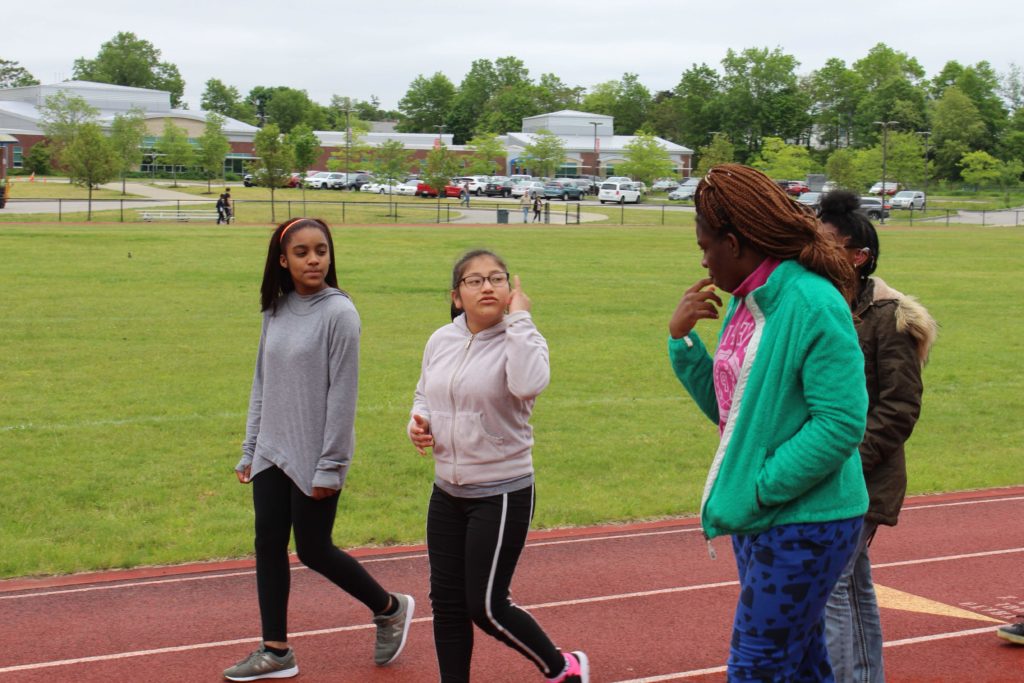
[427,484,565,682]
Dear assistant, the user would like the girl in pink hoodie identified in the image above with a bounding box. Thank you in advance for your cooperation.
[408,249,588,683]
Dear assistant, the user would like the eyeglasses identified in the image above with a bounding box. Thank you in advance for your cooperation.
[459,272,509,289]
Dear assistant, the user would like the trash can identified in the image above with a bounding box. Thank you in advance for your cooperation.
[496,209,509,224]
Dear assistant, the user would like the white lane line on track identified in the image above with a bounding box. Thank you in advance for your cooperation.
[0,528,701,601]
[902,495,1024,511]
[610,626,1003,682]
[0,583,742,674]
[874,546,1024,569]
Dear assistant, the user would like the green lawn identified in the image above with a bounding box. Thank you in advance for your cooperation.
[4,179,143,200]
[1,222,1021,578]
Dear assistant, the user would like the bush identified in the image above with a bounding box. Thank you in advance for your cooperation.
[23,145,52,176]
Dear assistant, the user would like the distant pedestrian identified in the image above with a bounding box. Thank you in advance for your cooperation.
[408,249,589,683]
[532,194,542,222]
[821,190,937,683]
[461,182,471,207]
[224,189,233,224]
[223,217,415,682]
[520,190,531,223]
[216,193,228,224]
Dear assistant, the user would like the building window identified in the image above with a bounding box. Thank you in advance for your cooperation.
[555,161,580,177]
[12,146,23,168]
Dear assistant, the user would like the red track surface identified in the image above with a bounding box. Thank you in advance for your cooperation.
[2,487,1022,682]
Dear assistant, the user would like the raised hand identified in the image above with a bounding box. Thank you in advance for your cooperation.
[669,277,723,339]
[409,414,434,456]
[507,275,531,313]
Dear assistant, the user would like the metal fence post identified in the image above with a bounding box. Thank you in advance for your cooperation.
[342,201,346,224]
[120,199,124,223]
[620,202,624,225]
[662,204,665,225]
[59,199,62,222]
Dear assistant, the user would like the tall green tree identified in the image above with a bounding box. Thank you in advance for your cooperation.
[265,88,322,133]
[201,78,256,123]
[0,58,39,88]
[522,130,566,179]
[251,124,294,222]
[288,124,321,202]
[155,118,194,186]
[719,47,810,159]
[582,73,652,135]
[396,73,456,133]
[446,59,499,144]
[38,91,100,158]
[806,58,864,150]
[852,133,929,190]
[616,132,675,184]
[535,73,583,111]
[466,132,506,175]
[326,127,370,177]
[851,44,928,144]
[72,32,185,107]
[62,123,119,221]
[197,113,231,192]
[369,140,412,210]
[670,64,725,150]
[931,86,988,179]
[825,148,863,190]
[477,84,540,134]
[695,133,735,176]
[108,106,147,194]
[421,144,462,203]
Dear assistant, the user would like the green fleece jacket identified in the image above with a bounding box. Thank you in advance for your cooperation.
[669,260,869,539]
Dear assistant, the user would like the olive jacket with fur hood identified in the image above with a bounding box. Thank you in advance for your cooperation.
[854,276,937,527]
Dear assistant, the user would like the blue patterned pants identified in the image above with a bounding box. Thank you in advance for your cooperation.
[728,517,863,682]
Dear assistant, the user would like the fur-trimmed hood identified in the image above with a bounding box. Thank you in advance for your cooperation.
[856,276,938,367]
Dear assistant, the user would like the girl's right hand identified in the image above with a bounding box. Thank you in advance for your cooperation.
[409,414,434,456]
[236,466,252,484]
[669,277,723,339]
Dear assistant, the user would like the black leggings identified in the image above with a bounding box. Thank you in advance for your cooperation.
[427,484,564,682]
[252,466,390,642]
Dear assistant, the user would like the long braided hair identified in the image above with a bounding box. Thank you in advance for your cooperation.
[695,164,857,302]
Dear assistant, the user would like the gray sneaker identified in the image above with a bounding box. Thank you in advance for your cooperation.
[223,647,298,681]
[373,592,415,665]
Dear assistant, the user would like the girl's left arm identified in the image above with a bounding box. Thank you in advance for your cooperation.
[316,305,361,491]
[504,311,550,400]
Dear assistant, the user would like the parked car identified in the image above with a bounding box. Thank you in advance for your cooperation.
[796,192,823,210]
[542,180,583,201]
[858,196,891,220]
[629,181,648,195]
[508,174,533,184]
[463,176,491,195]
[604,176,632,184]
[668,177,701,201]
[652,179,680,192]
[598,181,641,204]
[511,181,545,198]
[869,181,900,196]
[778,180,809,196]
[391,180,420,196]
[244,170,302,188]
[306,172,346,189]
[361,181,401,194]
[890,190,926,209]
[342,172,371,190]
[484,177,515,197]
[303,171,330,189]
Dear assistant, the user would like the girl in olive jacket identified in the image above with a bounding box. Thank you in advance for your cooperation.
[667,165,868,681]
[820,191,937,683]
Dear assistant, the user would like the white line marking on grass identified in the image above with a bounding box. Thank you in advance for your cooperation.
[610,626,1004,682]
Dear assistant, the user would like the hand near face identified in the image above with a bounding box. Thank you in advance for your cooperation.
[409,414,434,456]
[507,275,531,313]
[669,277,723,339]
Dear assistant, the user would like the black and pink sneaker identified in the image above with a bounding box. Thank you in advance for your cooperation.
[548,651,589,683]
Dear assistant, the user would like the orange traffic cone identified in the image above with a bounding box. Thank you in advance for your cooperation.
[28,172,35,182]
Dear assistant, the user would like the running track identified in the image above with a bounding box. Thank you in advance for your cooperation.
[1,487,1022,682]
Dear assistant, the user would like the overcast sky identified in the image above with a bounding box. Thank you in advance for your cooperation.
[8,1,1022,112]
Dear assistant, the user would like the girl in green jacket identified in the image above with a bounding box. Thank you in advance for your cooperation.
[668,165,869,682]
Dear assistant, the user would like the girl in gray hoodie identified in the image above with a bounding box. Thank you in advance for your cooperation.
[224,218,414,681]
[408,249,588,683]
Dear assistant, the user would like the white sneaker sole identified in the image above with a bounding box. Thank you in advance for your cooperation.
[224,663,298,681]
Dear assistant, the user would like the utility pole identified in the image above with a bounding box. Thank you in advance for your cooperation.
[873,120,899,224]
[916,130,932,209]
[589,121,600,183]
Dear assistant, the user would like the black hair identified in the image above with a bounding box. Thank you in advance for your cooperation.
[260,218,339,314]
[449,249,508,320]
[817,190,880,284]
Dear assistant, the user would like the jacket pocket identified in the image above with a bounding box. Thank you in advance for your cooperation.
[453,411,506,464]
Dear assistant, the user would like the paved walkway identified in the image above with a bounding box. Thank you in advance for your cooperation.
[0,182,208,215]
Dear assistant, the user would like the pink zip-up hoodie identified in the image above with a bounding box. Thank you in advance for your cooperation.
[410,310,550,486]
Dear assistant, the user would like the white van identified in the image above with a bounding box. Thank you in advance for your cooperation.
[598,181,641,204]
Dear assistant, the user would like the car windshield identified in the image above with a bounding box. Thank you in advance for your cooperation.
[894,191,914,198]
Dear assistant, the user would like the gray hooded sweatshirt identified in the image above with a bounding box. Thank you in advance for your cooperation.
[238,288,359,496]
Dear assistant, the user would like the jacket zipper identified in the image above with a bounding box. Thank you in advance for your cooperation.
[448,333,476,484]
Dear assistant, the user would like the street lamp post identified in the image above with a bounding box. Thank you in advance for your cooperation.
[435,124,445,218]
[916,131,932,209]
[343,107,353,190]
[589,121,600,183]
[874,120,899,224]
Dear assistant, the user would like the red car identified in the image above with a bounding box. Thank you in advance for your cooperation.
[778,180,809,196]
[417,181,464,198]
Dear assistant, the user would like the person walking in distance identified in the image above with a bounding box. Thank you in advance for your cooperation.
[224,189,233,224]
[461,181,471,207]
[408,249,589,683]
[820,191,937,682]
[216,192,228,224]
[520,190,532,223]
[667,164,868,681]
[532,193,542,223]
[223,218,415,681]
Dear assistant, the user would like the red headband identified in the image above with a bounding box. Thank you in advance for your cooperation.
[278,219,303,243]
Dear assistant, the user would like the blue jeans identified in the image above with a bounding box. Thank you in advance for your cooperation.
[825,520,885,683]
[729,517,863,682]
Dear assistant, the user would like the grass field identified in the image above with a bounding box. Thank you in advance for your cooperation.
[1,221,1022,578]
